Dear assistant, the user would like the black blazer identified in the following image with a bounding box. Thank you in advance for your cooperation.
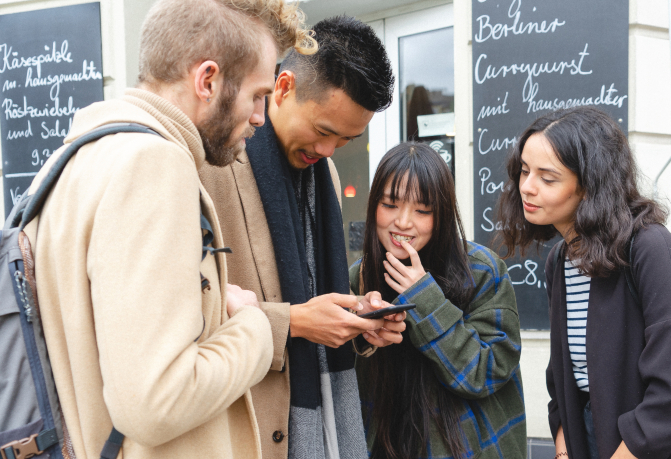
[546,224,671,459]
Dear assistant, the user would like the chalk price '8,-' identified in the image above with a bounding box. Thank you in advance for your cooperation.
[508,259,547,289]
[31,148,52,166]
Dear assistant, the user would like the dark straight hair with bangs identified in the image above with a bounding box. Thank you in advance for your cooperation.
[358,142,473,459]
[497,106,668,277]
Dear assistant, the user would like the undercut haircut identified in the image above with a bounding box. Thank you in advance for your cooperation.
[279,15,394,113]
[138,0,316,89]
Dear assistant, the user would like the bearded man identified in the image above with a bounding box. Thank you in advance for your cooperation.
[24,0,315,458]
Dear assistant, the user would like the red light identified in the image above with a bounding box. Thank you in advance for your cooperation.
[344,185,356,198]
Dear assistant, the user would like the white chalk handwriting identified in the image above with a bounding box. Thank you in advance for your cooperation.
[479,167,505,195]
[25,59,102,100]
[41,118,71,139]
[526,82,627,113]
[475,43,593,103]
[6,120,32,140]
[0,41,72,76]
[480,206,504,232]
[475,0,565,43]
[477,92,510,120]
[478,128,517,155]
[31,148,52,167]
[3,94,78,120]
[2,80,17,91]
[508,260,546,288]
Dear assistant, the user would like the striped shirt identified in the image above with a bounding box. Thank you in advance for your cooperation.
[565,259,591,392]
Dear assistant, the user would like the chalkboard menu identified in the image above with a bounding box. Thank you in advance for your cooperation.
[0,3,103,217]
[472,0,628,329]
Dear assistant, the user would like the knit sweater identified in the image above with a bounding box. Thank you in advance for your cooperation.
[350,242,527,458]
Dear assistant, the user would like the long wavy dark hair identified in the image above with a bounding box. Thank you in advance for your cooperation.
[358,142,474,458]
[497,106,668,277]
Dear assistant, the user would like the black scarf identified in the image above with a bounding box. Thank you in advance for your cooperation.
[246,112,366,458]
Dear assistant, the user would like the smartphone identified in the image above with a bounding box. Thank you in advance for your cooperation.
[358,303,416,320]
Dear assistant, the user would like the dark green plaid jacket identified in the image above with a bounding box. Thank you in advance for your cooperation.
[350,242,527,458]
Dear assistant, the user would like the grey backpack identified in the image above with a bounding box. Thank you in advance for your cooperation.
[0,123,162,459]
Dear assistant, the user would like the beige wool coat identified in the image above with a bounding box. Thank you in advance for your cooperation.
[199,150,341,459]
[26,89,273,459]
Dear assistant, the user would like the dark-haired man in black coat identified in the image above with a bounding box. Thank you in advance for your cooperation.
[200,16,402,459]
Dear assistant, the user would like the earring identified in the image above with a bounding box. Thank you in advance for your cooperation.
[206,98,211,103]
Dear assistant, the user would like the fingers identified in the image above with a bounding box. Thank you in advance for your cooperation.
[363,327,404,347]
[385,252,408,277]
[353,315,385,331]
[227,284,259,311]
[394,311,407,322]
[227,283,242,294]
[363,330,393,347]
[384,272,405,294]
[364,291,383,309]
[376,328,404,344]
[400,240,422,269]
[327,293,362,311]
[381,319,406,333]
[383,260,406,286]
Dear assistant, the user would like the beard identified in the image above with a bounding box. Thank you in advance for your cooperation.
[198,85,255,167]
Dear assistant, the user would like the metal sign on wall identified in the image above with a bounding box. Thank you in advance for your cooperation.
[0,2,104,217]
[471,0,629,329]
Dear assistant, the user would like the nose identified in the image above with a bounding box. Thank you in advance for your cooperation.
[249,97,266,127]
[314,137,342,158]
[519,173,536,196]
[395,206,413,230]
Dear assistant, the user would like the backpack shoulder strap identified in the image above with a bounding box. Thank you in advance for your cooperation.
[7,123,162,459]
[18,123,162,230]
[553,239,565,273]
[625,232,640,306]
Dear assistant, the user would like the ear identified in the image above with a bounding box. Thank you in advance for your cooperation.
[193,60,221,104]
[273,70,295,107]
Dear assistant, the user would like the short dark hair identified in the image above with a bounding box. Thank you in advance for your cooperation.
[497,106,668,277]
[279,15,394,112]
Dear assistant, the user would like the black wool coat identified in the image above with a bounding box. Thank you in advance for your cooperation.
[546,224,671,459]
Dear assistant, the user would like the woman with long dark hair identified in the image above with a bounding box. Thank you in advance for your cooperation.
[351,142,526,458]
[497,106,671,459]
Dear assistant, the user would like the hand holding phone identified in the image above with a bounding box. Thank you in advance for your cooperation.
[358,303,416,320]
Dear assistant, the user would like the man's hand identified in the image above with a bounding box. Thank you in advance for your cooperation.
[226,283,260,317]
[358,291,405,347]
[290,293,385,348]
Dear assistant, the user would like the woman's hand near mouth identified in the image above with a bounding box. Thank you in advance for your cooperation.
[383,240,427,293]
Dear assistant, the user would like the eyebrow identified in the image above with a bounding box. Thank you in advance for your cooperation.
[520,158,561,175]
[315,123,365,139]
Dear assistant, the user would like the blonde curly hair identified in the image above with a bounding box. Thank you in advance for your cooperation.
[138,0,316,88]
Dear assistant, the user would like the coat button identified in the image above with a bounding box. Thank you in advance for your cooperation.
[272,430,285,443]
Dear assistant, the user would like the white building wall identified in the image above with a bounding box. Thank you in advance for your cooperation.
[630,0,671,210]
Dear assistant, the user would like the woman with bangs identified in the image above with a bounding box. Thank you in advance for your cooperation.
[497,106,671,459]
[350,142,526,459]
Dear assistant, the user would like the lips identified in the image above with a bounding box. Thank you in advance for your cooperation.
[523,201,541,212]
[390,232,414,247]
[300,151,320,165]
